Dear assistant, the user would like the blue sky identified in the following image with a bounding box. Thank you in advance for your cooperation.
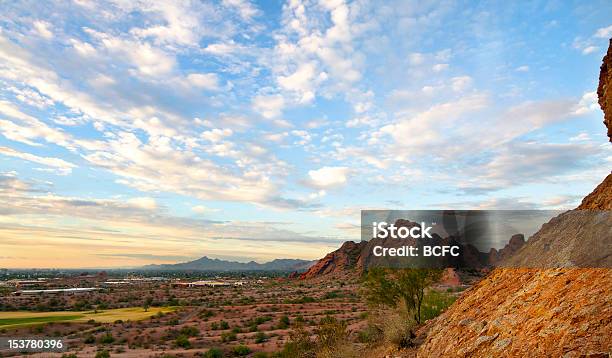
[0,0,610,268]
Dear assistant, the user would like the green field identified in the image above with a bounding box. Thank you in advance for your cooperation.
[0,307,176,328]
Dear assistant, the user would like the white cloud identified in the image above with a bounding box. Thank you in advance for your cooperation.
[473,142,599,188]
[252,95,285,119]
[187,73,220,90]
[573,91,599,115]
[222,0,260,20]
[33,20,53,39]
[128,2,205,47]
[582,46,599,55]
[0,146,76,175]
[126,197,157,210]
[594,25,612,38]
[515,65,529,72]
[450,76,473,92]
[201,128,233,142]
[376,94,488,151]
[70,39,97,57]
[409,53,425,65]
[277,62,319,103]
[569,132,590,141]
[432,63,449,72]
[0,101,70,147]
[192,205,220,214]
[306,166,349,189]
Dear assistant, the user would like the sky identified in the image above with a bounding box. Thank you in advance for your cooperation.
[0,0,611,268]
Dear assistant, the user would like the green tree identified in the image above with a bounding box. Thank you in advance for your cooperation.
[363,268,442,324]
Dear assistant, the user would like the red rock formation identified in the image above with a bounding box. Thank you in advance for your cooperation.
[439,268,461,286]
[598,38,612,142]
[299,241,366,279]
[487,234,525,266]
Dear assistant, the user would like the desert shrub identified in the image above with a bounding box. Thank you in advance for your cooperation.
[232,345,251,356]
[180,326,200,337]
[95,351,110,358]
[200,310,214,318]
[253,352,268,358]
[175,334,191,348]
[323,291,340,299]
[380,312,415,348]
[254,315,272,325]
[221,332,237,342]
[211,322,219,330]
[315,316,347,351]
[255,331,268,343]
[202,347,223,357]
[220,320,230,329]
[84,335,95,344]
[357,323,383,344]
[273,324,315,358]
[99,333,115,344]
[61,354,77,358]
[277,315,290,329]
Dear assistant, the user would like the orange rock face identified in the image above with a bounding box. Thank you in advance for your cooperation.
[418,268,612,357]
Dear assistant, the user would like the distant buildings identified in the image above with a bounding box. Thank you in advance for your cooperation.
[173,280,246,288]
[14,287,100,295]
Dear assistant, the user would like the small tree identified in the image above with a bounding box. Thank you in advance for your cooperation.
[144,297,153,312]
[363,268,442,324]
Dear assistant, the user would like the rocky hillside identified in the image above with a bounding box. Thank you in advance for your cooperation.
[417,39,612,357]
[418,268,611,357]
[577,173,612,210]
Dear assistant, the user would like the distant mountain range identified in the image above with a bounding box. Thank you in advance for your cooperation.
[142,256,315,272]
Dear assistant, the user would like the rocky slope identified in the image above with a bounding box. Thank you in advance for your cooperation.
[487,234,525,266]
[418,268,611,357]
[577,173,612,210]
[417,39,612,358]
